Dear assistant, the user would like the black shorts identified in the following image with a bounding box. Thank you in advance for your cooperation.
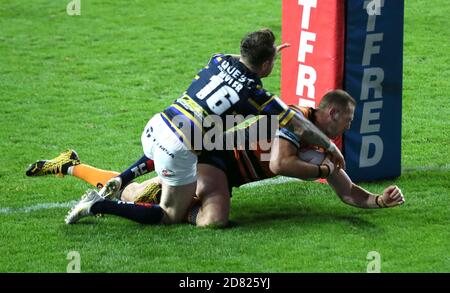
[197,149,244,196]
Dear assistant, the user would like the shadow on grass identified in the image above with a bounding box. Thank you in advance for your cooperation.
[230,202,381,233]
[238,211,378,229]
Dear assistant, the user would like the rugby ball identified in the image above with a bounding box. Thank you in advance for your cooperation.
[298,148,326,165]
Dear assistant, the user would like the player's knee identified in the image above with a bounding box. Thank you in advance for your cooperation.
[197,215,228,228]
[158,206,184,224]
[269,159,283,175]
[196,205,229,228]
[120,183,139,201]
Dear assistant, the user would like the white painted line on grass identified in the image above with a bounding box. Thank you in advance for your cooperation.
[0,201,77,215]
[402,164,450,172]
[240,176,298,188]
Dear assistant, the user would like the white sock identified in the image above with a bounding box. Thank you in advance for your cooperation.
[67,166,74,176]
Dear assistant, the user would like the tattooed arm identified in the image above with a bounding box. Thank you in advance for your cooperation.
[284,112,346,170]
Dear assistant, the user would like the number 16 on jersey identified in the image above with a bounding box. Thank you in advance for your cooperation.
[196,75,240,115]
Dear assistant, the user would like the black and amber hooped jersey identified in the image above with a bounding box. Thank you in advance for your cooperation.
[200,105,320,188]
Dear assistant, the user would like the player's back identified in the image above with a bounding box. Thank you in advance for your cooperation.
[185,54,261,116]
[160,54,293,151]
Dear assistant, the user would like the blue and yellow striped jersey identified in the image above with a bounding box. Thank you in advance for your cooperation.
[161,54,294,151]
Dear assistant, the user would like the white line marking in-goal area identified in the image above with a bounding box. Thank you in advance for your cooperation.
[240,176,298,188]
[1,164,448,215]
[0,201,77,215]
[402,164,450,173]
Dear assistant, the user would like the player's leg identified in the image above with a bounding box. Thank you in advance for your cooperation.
[121,177,162,203]
[158,181,197,224]
[65,189,165,225]
[98,154,156,200]
[192,164,230,227]
[25,149,120,188]
[71,164,119,189]
[104,155,155,192]
[26,149,81,177]
[118,168,229,226]
[66,114,197,225]
[151,114,199,224]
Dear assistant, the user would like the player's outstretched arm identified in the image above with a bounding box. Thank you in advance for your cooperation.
[327,169,405,208]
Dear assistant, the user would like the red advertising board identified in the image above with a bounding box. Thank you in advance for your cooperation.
[281,0,344,107]
[281,0,345,148]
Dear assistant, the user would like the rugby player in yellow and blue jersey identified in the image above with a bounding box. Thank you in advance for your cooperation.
[64,29,346,225]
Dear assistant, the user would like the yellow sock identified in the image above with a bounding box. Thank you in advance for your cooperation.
[72,164,120,188]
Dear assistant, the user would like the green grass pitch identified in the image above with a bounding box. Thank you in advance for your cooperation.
[0,0,449,272]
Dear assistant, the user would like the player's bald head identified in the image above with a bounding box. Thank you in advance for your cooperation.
[318,90,356,113]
